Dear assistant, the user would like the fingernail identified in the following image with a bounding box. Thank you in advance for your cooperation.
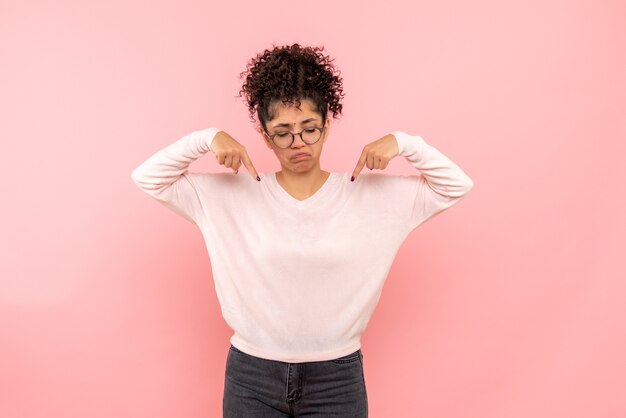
[257,176,260,181]
[351,176,355,182]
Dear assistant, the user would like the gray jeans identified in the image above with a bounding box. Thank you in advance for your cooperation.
[223,344,368,417]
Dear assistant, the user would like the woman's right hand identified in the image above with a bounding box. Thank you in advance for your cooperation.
[211,130,260,181]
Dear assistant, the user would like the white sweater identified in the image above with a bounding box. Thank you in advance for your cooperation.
[131,127,474,363]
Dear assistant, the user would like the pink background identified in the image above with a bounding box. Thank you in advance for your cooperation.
[1,1,625,417]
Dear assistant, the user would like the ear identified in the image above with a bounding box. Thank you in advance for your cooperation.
[322,119,330,143]
[259,127,273,149]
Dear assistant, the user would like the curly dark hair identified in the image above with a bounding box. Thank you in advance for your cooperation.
[237,43,345,132]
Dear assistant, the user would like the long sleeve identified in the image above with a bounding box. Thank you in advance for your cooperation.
[392,131,474,230]
[130,127,221,226]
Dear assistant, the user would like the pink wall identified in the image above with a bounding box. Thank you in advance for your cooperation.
[1,0,625,417]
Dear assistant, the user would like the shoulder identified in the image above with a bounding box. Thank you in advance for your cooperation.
[353,172,420,194]
[184,171,263,196]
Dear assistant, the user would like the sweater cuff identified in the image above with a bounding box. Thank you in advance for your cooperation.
[196,127,221,152]
[391,131,425,159]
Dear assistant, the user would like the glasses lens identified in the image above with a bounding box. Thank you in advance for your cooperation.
[273,133,293,148]
[302,128,322,144]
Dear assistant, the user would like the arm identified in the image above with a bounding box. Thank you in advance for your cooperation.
[392,131,474,230]
[130,127,221,226]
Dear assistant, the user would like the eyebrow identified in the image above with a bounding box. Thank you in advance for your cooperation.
[272,118,318,128]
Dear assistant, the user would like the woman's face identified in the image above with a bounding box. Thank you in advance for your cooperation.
[258,98,330,174]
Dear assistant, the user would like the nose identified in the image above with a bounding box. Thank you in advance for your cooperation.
[291,132,307,147]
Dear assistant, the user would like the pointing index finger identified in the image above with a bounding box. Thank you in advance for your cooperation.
[351,149,367,182]
[240,149,260,181]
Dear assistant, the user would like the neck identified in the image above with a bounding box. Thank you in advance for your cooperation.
[276,168,331,199]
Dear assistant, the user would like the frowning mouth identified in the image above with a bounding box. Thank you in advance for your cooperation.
[291,153,310,160]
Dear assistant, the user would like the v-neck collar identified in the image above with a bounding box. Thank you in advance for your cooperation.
[267,171,338,209]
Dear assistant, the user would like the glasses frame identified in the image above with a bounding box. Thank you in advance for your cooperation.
[262,121,327,149]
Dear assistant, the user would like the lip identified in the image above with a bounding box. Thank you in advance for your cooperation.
[291,153,310,160]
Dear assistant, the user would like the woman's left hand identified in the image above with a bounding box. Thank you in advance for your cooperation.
[351,134,399,181]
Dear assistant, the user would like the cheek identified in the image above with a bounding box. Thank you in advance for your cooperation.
[277,151,291,162]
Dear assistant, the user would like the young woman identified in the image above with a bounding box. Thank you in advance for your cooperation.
[131,43,474,418]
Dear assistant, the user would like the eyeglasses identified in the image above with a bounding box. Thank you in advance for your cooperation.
[263,123,326,149]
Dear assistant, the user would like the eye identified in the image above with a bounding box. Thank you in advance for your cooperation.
[275,132,290,138]
[305,128,317,133]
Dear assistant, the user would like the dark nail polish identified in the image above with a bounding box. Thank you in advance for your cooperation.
[351,176,355,182]
[257,176,260,181]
